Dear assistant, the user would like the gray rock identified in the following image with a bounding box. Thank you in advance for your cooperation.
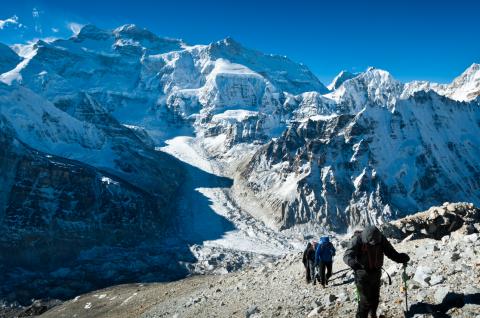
[434,286,450,304]
[323,294,337,306]
[429,274,445,286]
[464,233,479,243]
[246,305,259,318]
[307,307,322,317]
[450,252,461,261]
[413,266,433,287]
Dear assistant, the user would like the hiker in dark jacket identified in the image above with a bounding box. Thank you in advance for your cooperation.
[343,225,410,318]
[302,242,317,284]
[315,236,336,287]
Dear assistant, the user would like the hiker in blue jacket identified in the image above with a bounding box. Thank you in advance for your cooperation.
[315,236,336,287]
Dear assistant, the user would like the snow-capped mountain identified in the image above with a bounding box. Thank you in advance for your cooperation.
[403,63,480,102]
[234,68,480,232]
[0,24,327,303]
[1,23,480,304]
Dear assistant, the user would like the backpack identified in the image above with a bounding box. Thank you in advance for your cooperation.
[352,230,392,284]
[318,239,335,262]
[354,230,383,270]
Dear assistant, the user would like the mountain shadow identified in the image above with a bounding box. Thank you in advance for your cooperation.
[0,138,235,305]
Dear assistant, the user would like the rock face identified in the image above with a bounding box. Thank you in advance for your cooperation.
[236,89,480,232]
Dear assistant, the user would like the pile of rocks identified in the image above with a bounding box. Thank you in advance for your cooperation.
[382,202,480,240]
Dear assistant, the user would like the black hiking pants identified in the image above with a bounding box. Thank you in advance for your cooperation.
[306,259,316,283]
[354,269,382,318]
[319,261,333,285]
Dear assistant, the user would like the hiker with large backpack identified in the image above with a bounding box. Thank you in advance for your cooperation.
[315,236,336,287]
[343,225,410,318]
[302,242,317,284]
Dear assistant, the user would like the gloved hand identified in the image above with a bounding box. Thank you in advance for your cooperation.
[398,253,410,264]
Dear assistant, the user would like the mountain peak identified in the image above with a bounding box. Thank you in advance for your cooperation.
[327,70,359,90]
[361,67,397,83]
[114,23,139,33]
[114,23,154,39]
[0,43,21,74]
[212,36,244,51]
[222,36,240,46]
[459,63,480,79]
[113,24,183,51]
[75,24,111,41]
[466,62,480,72]
[445,62,480,101]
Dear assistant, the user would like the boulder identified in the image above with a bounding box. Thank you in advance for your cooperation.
[413,266,433,287]
[429,274,445,286]
[323,294,337,306]
[434,286,450,304]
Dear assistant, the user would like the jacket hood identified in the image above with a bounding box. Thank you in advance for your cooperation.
[361,226,382,245]
[319,236,330,244]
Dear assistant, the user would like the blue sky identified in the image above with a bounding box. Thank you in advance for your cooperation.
[0,0,478,84]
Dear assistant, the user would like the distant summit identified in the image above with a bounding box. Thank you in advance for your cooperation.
[327,70,359,90]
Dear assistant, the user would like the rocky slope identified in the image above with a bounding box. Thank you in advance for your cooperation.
[31,202,480,318]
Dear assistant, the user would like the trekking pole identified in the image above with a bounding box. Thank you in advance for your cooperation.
[355,285,360,304]
[401,263,409,317]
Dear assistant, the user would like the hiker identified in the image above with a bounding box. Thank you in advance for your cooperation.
[315,236,336,287]
[302,242,317,284]
[343,225,410,318]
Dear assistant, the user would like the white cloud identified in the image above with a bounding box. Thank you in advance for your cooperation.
[51,27,59,33]
[68,22,84,36]
[0,15,19,30]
